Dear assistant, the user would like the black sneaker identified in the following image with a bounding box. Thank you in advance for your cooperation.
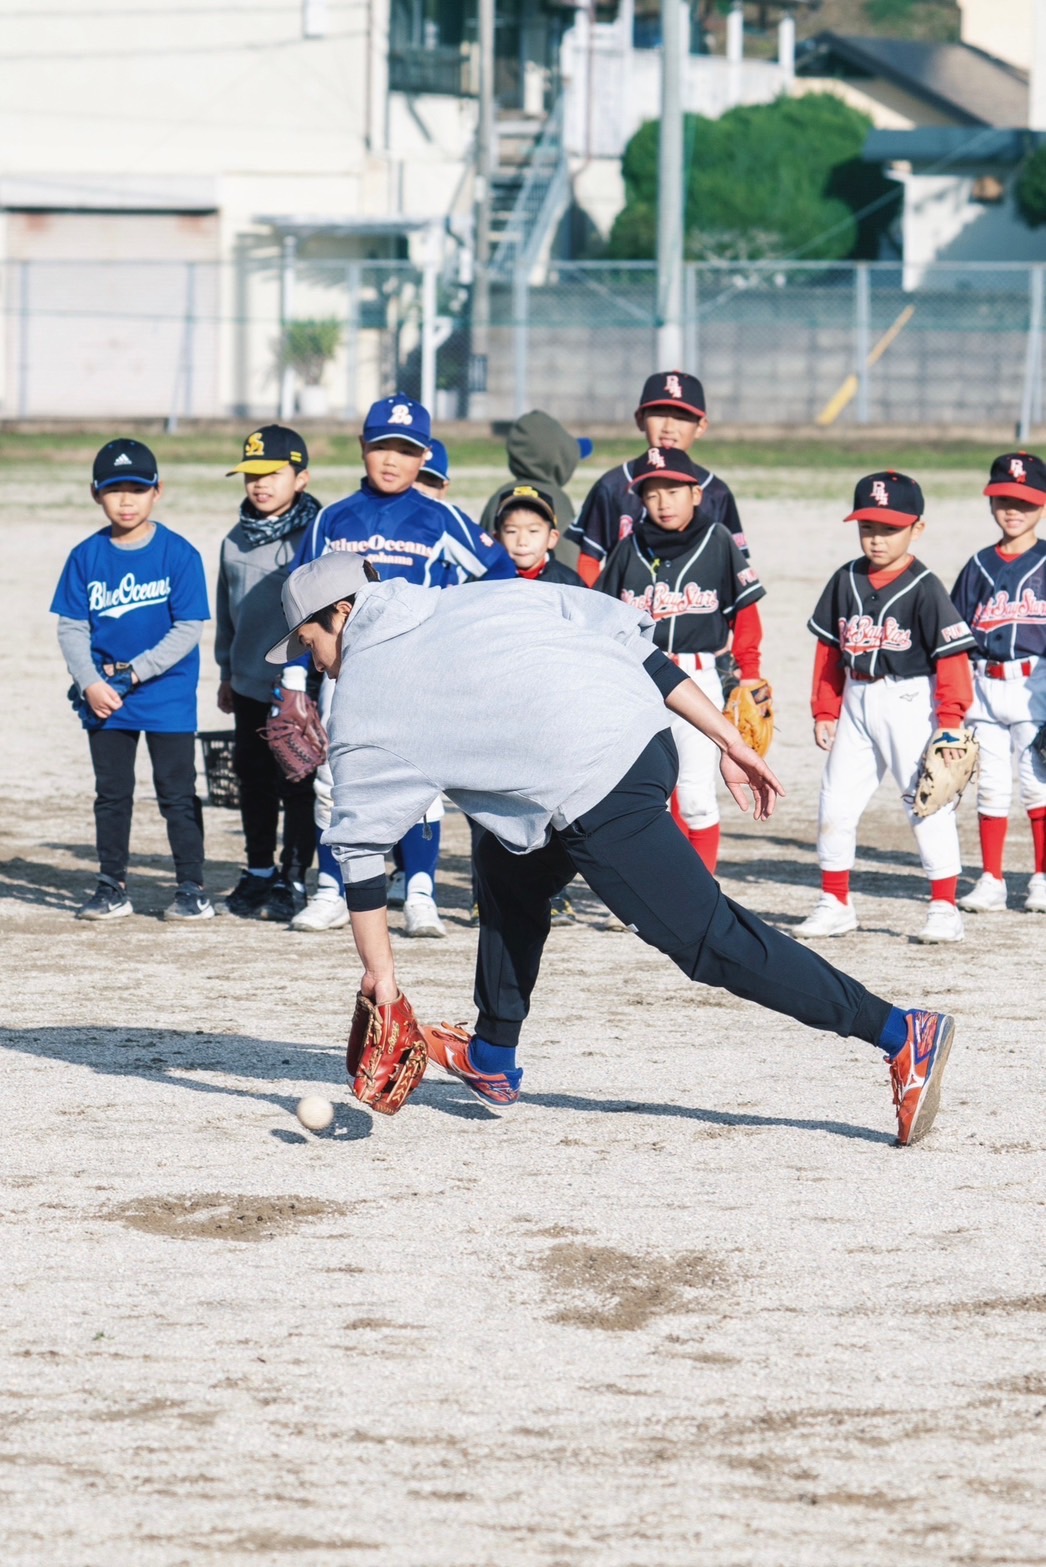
[259,876,307,922]
[163,882,216,922]
[225,868,276,918]
[76,876,133,922]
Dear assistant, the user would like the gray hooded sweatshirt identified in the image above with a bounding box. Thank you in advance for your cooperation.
[323,578,668,885]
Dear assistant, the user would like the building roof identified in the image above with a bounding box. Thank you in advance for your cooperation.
[797,33,1028,128]
[864,127,1046,167]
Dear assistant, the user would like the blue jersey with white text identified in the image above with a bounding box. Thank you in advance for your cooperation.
[50,522,210,732]
[951,541,1046,661]
[292,481,516,587]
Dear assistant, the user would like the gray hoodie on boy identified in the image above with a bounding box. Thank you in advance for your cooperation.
[323,578,669,885]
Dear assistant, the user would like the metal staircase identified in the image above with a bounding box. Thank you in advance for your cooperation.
[490,96,570,282]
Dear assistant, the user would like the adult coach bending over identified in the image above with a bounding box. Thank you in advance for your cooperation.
[266,554,955,1146]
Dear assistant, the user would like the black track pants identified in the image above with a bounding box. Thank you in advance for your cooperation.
[472,730,892,1050]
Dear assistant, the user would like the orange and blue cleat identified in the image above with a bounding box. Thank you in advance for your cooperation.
[889,1010,955,1146]
[422,1023,523,1108]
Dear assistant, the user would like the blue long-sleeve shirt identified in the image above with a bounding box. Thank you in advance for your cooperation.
[292,480,516,587]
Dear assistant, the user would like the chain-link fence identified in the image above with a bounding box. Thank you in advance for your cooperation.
[2,257,1043,431]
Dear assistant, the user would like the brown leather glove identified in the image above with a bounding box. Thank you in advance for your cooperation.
[261,685,327,784]
[347,991,428,1116]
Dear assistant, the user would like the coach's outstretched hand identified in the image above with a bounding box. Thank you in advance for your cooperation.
[720,738,785,822]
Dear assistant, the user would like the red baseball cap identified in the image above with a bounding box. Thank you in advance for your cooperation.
[984,451,1046,504]
[845,470,924,528]
[629,447,709,490]
[635,370,706,420]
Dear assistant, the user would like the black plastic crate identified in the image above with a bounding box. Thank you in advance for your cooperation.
[198,730,240,810]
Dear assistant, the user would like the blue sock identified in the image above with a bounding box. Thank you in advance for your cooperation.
[878,1006,909,1058]
[316,837,343,890]
[469,1034,517,1074]
[399,820,440,892]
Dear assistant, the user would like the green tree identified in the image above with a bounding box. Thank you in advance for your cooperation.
[1016,145,1046,229]
[607,94,897,263]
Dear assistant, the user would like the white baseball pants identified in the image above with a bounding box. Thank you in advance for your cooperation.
[817,674,961,880]
[670,664,724,830]
[967,664,1046,816]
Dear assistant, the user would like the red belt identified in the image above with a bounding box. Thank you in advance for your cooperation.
[849,671,880,683]
[984,659,1034,679]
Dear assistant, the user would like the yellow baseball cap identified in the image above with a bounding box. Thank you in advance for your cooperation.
[227,424,308,476]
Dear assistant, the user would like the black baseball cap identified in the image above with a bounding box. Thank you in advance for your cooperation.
[227,425,308,476]
[494,484,558,529]
[845,471,924,528]
[92,438,159,490]
[984,451,1046,504]
[636,371,706,420]
[629,447,709,490]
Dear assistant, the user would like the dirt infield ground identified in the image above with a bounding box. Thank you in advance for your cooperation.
[2,456,1044,1566]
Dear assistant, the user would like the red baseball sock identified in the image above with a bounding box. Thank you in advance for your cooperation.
[688,826,720,874]
[1029,807,1046,874]
[821,869,850,902]
[978,815,1008,878]
[930,876,958,905]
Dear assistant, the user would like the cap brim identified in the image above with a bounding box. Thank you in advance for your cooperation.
[496,499,557,526]
[94,475,158,490]
[419,467,448,482]
[845,507,919,527]
[630,468,704,490]
[227,460,293,476]
[363,431,430,451]
[635,399,705,419]
[265,619,311,665]
[984,481,1046,503]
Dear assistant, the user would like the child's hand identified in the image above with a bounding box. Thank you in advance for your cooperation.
[814,719,837,751]
[84,680,124,720]
[217,680,235,715]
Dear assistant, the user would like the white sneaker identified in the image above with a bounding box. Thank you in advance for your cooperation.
[599,908,629,932]
[958,873,1007,913]
[915,900,965,944]
[795,892,858,939]
[289,894,350,933]
[387,870,406,908]
[1025,872,1046,913]
[403,893,447,938]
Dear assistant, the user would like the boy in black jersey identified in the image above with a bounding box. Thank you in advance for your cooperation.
[493,486,583,587]
[567,371,746,586]
[951,452,1046,914]
[800,472,976,945]
[599,447,765,875]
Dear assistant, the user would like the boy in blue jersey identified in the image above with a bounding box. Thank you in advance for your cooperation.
[51,439,213,922]
[287,395,515,936]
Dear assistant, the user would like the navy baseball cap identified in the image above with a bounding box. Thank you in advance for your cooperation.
[846,471,925,528]
[419,437,450,483]
[92,438,159,490]
[494,484,558,528]
[984,451,1046,504]
[636,371,706,420]
[363,393,431,450]
[629,447,709,490]
[227,424,308,476]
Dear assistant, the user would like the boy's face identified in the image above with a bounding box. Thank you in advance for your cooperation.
[857,518,923,568]
[496,508,558,571]
[295,603,351,680]
[244,463,308,516]
[360,437,429,495]
[92,481,161,531]
[639,479,702,532]
[990,495,1044,543]
[637,406,706,451]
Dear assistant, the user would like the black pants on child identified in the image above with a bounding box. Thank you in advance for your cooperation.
[232,692,316,882]
[89,729,204,886]
[472,729,891,1049]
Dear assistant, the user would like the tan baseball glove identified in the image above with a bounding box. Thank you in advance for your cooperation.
[724,680,775,757]
[262,685,327,784]
[912,727,979,819]
[346,991,428,1116]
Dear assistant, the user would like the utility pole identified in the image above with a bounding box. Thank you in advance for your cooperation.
[656,0,685,367]
[469,0,495,420]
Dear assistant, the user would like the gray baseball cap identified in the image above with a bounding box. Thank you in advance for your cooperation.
[265,552,373,663]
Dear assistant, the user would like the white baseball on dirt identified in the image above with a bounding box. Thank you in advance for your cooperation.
[296,1096,335,1133]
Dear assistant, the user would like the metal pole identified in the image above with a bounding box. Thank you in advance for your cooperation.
[18,261,30,419]
[184,261,197,421]
[855,263,870,425]
[278,233,297,421]
[345,262,360,419]
[469,0,495,419]
[683,260,698,371]
[1019,263,1044,442]
[420,229,439,414]
[513,247,528,416]
[656,0,685,368]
